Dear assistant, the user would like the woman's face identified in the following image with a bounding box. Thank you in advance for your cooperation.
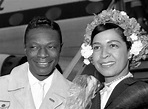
[92,29,130,82]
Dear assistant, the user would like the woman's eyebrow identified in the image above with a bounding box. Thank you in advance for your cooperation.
[107,40,121,44]
[92,42,101,45]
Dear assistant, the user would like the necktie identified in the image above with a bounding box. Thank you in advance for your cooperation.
[35,82,45,109]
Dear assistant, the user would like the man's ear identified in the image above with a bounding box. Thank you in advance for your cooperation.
[60,43,63,52]
[24,47,27,54]
[61,43,63,48]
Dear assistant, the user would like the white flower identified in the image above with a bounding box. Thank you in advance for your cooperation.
[81,43,93,59]
[83,59,90,65]
[130,33,138,41]
[130,40,143,55]
[120,11,127,16]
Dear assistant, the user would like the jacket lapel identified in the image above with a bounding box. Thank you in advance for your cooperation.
[40,69,71,109]
[105,77,137,109]
[12,84,36,109]
[8,62,36,109]
[90,90,101,109]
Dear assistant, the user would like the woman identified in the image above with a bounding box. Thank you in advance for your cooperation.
[81,9,148,109]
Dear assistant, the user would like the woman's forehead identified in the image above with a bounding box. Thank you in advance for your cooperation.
[93,29,123,43]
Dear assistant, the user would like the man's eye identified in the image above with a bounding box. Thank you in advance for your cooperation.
[47,46,53,48]
[47,45,56,49]
[30,46,38,50]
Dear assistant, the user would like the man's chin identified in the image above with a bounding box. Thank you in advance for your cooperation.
[38,68,55,75]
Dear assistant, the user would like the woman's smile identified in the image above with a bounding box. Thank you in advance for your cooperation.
[100,61,115,68]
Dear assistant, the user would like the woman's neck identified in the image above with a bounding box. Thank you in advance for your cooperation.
[105,73,130,86]
[105,63,129,83]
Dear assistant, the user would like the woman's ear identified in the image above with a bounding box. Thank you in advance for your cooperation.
[91,60,94,65]
[128,51,132,60]
[90,57,94,65]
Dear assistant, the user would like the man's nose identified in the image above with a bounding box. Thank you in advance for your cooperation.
[37,47,49,58]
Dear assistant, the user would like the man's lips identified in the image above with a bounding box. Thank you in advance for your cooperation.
[36,61,52,67]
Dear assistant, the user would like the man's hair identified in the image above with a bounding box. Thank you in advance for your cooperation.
[24,16,62,45]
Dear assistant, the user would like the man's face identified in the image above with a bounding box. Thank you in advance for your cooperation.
[25,28,61,80]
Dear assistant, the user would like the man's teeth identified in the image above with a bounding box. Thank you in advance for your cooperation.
[38,62,48,65]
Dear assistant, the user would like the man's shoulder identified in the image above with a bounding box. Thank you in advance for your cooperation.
[11,62,28,71]
[0,75,9,84]
[0,75,10,94]
[57,72,72,87]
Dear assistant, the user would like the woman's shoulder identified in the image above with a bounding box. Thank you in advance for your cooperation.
[120,77,148,94]
[123,77,148,86]
[109,78,148,109]
[96,77,148,109]
[114,77,148,96]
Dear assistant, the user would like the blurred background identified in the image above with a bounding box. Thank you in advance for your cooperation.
[0,0,148,81]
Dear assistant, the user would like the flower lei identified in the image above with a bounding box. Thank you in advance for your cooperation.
[81,9,148,67]
[64,75,100,109]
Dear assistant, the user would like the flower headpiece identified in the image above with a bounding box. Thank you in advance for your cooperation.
[81,9,148,68]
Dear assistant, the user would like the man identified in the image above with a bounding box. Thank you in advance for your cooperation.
[0,16,71,109]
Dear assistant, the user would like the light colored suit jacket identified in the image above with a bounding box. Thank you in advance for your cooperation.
[0,62,71,109]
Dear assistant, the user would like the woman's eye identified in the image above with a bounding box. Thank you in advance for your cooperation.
[93,46,101,50]
[110,44,119,48]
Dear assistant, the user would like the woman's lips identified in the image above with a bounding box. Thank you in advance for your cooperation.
[100,61,115,67]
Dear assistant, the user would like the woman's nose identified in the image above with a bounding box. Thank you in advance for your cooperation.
[101,47,110,58]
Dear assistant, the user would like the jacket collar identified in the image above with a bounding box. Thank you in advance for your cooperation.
[7,62,71,109]
[105,77,138,109]
[6,62,35,109]
[8,62,29,91]
[40,69,71,109]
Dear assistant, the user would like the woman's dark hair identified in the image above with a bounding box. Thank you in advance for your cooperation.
[24,16,62,45]
[91,23,132,50]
